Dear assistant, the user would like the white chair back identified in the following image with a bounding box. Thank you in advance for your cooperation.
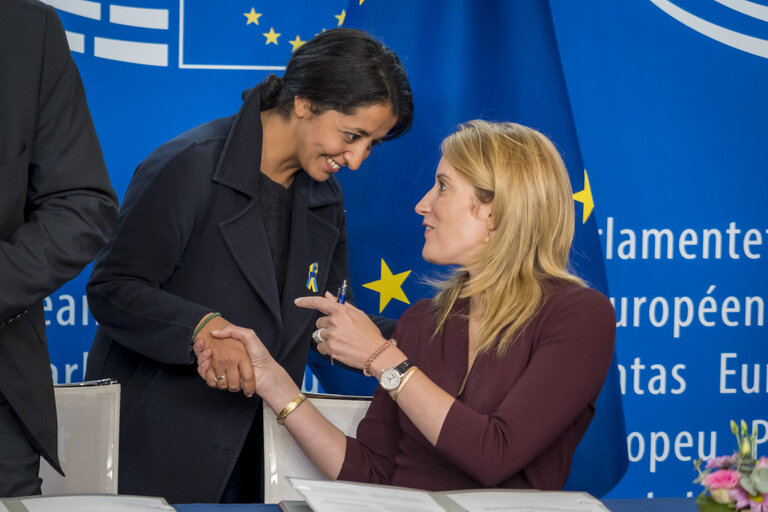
[263,393,371,503]
[39,379,120,495]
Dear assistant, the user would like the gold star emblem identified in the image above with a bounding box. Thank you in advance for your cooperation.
[359,0,365,4]
[363,259,411,313]
[243,8,261,25]
[334,9,346,26]
[263,27,281,45]
[289,35,306,52]
[572,169,594,223]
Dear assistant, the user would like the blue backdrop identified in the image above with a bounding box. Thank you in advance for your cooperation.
[41,0,767,499]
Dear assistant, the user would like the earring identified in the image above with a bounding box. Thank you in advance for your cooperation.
[484,225,492,243]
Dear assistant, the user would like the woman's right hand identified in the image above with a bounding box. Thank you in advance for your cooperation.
[194,324,281,398]
[192,315,256,396]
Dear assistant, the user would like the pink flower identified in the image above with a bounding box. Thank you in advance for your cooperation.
[756,456,768,470]
[730,487,768,512]
[706,454,737,470]
[705,469,741,490]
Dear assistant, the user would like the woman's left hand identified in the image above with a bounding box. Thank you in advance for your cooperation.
[294,292,388,370]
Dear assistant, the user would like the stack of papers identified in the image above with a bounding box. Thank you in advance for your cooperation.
[285,477,610,512]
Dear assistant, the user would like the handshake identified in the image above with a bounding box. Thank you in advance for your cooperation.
[192,314,267,398]
[192,292,387,398]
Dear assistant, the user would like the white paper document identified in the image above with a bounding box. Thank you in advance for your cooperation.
[19,495,174,512]
[445,489,610,511]
[289,477,447,512]
[287,477,610,512]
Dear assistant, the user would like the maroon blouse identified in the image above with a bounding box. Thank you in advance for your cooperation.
[338,281,616,491]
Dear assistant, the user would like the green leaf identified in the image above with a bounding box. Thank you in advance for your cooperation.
[695,494,735,512]
[741,473,758,495]
[752,467,768,493]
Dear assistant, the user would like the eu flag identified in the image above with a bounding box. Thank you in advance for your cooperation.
[181,0,347,68]
[333,0,629,497]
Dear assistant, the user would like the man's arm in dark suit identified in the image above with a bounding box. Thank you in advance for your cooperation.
[0,4,118,323]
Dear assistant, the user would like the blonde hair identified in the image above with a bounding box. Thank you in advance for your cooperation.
[432,120,584,356]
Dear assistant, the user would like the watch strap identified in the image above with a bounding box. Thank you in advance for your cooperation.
[393,359,414,376]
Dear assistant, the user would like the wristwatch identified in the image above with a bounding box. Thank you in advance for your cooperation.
[379,359,414,391]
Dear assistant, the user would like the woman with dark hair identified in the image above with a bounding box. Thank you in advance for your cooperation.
[85,28,413,504]
[196,120,615,492]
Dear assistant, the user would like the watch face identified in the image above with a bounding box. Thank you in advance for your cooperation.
[380,369,401,391]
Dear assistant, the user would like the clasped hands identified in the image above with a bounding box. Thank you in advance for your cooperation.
[193,292,386,398]
[191,314,258,395]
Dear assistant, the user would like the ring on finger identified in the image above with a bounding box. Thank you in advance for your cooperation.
[312,328,327,344]
[213,374,227,383]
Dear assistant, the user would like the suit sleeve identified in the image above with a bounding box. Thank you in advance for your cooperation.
[0,5,118,323]
[86,144,217,365]
[334,306,423,483]
[337,386,402,484]
[434,288,616,487]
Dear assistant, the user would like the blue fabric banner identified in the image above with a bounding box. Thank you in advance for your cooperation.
[314,0,627,497]
[550,0,768,498]
[42,0,768,498]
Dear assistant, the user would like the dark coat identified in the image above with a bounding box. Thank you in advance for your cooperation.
[0,0,118,475]
[85,87,356,502]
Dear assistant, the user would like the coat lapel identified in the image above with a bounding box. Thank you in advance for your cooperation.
[278,172,342,360]
[213,87,283,331]
[218,200,282,331]
[210,87,345,357]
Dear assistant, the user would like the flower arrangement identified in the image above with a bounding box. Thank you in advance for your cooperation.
[694,420,768,511]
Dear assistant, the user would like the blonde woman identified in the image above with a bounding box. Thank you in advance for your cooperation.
[195,120,615,491]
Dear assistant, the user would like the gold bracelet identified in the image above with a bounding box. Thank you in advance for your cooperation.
[363,338,397,377]
[391,366,419,402]
[276,393,306,426]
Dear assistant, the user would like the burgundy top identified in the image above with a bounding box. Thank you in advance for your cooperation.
[338,281,616,491]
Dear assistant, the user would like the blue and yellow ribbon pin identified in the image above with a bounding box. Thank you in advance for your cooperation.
[306,262,318,292]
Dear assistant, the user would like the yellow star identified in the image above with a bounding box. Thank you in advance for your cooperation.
[289,35,306,52]
[263,27,281,45]
[362,259,411,313]
[243,8,261,25]
[334,9,346,26]
[359,0,365,4]
[572,169,594,223]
